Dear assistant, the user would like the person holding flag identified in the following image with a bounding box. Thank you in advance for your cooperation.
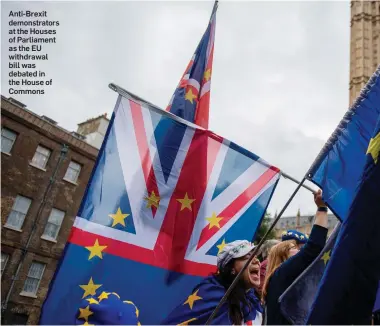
[262,190,328,325]
[163,240,263,325]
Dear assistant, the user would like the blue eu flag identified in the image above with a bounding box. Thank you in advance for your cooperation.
[306,115,380,324]
[308,66,380,221]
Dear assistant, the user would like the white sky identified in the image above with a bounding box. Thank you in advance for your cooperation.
[1,1,351,218]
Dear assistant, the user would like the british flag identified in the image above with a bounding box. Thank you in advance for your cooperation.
[40,95,280,324]
[166,1,217,129]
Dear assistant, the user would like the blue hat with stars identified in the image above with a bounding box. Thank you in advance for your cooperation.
[281,230,308,244]
[76,291,140,325]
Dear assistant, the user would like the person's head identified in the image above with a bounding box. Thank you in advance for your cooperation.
[281,230,307,249]
[261,240,298,301]
[259,239,280,261]
[216,240,261,324]
[217,240,261,289]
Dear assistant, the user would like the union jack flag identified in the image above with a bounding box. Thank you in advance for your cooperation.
[40,95,280,325]
[166,1,217,129]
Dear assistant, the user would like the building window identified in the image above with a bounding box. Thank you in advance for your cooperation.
[22,261,45,296]
[31,145,51,169]
[64,161,81,184]
[5,195,32,230]
[1,128,17,154]
[1,252,9,275]
[42,208,65,241]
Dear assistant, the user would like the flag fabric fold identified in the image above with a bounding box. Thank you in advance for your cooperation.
[162,275,263,325]
[40,93,280,324]
[306,115,380,325]
[166,1,218,129]
[279,223,341,325]
[307,66,380,221]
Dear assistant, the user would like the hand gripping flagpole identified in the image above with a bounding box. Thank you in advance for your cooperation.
[205,175,309,325]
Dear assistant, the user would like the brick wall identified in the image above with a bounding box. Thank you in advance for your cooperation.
[1,97,98,324]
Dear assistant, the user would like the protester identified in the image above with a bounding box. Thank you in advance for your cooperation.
[258,239,279,293]
[281,229,308,249]
[262,189,328,325]
[163,240,263,325]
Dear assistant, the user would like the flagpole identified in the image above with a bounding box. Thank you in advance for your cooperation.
[280,172,316,194]
[205,176,308,324]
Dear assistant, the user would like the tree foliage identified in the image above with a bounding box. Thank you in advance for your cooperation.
[254,212,277,245]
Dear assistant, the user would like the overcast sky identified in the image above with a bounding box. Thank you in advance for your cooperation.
[1,1,350,218]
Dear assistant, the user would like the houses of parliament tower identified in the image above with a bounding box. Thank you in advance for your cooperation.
[350,1,380,105]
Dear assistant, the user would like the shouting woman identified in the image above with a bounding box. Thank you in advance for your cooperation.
[163,240,263,325]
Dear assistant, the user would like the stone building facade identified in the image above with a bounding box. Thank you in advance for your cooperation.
[349,1,380,105]
[77,114,109,149]
[1,96,99,324]
[274,210,339,239]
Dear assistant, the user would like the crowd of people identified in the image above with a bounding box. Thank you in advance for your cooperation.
[75,190,378,325]
[163,189,328,325]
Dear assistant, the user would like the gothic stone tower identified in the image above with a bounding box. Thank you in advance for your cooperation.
[350,1,380,106]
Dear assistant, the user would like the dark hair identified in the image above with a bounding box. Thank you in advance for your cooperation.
[215,260,251,325]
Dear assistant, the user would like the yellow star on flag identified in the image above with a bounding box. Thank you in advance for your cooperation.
[85,239,107,260]
[183,289,202,310]
[86,297,99,305]
[108,207,129,227]
[145,191,160,209]
[177,193,195,211]
[216,239,226,255]
[78,305,93,321]
[185,89,197,104]
[82,322,94,326]
[321,250,331,265]
[204,68,211,82]
[206,212,223,230]
[98,291,111,302]
[79,277,102,298]
[366,131,380,164]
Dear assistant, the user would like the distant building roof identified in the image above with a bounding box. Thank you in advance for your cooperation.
[77,113,109,126]
[1,95,98,158]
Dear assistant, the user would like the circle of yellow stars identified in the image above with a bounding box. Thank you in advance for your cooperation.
[76,287,140,325]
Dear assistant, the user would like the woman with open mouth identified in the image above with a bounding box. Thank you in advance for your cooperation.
[163,240,263,325]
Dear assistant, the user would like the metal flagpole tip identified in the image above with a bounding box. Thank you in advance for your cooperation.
[109,83,118,92]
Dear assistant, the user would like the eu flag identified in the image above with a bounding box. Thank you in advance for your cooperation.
[308,66,380,220]
[162,275,263,325]
[40,91,280,324]
[306,115,380,324]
